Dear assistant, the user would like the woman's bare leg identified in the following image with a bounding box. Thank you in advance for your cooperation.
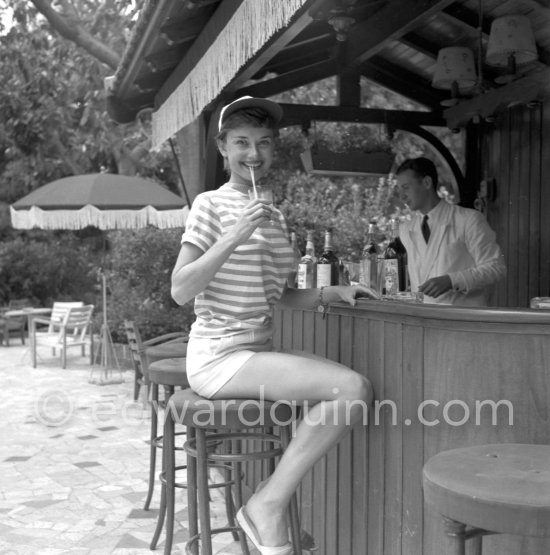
[211,351,372,547]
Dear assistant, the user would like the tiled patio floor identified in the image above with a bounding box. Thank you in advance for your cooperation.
[0,343,246,555]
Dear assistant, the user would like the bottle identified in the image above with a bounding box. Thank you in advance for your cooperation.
[382,221,399,295]
[297,230,317,289]
[317,229,339,286]
[360,223,381,291]
[287,231,302,288]
[383,219,408,293]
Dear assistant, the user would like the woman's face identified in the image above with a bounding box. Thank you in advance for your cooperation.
[218,126,275,186]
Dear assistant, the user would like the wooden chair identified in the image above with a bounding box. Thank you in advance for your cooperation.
[0,298,33,346]
[31,304,94,368]
[423,443,550,554]
[123,320,188,401]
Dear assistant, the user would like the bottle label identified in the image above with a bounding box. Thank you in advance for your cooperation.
[360,257,379,290]
[317,265,331,287]
[384,259,399,295]
[297,263,308,289]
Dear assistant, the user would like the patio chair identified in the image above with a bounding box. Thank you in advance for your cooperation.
[0,298,33,346]
[123,320,188,401]
[31,304,94,369]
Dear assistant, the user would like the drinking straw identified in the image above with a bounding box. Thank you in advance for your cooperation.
[249,167,258,198]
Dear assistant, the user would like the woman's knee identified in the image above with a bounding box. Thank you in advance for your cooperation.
[340,372,373,405]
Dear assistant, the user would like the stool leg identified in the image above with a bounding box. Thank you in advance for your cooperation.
[443,517,466,555]
[144,382,159,510]
[279,425,301,554]
[197,428,213,554]
[149,420,166,550]
[223,459,240,542]
[162,409,176,555]
[186,426,199,555]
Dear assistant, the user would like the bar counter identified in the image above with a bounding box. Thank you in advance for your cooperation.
[268,299,550,555]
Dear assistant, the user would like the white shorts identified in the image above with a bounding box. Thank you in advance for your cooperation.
[186,327,273,399]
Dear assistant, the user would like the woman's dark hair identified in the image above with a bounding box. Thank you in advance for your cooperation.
[215,107,279,142]
[396,157,438,191]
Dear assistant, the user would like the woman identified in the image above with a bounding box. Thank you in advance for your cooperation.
[171,96,376,554]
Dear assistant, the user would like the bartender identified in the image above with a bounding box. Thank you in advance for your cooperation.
[395,157,506,306]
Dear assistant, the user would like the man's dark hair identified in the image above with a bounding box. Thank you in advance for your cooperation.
[396,157,438,191]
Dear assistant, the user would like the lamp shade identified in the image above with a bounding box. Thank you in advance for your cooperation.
[432,47,477,92]
[486,15,538,67]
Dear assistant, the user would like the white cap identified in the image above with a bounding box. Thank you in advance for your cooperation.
[218,96,283,131]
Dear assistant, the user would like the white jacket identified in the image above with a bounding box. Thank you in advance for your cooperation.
[400,201,506,306]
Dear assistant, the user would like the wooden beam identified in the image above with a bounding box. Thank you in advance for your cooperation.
[159,13,209,47]
[257,44,331,78]
[338,69,361,107]
[155,0,245,109]
[443,67,550,129]
[362,56,445,109]
[236,59,340,99]
[399,32,439,60]
[345,0,456,68]
[223,0,328,93]
[115,0,174,97]
[278,103,446,128]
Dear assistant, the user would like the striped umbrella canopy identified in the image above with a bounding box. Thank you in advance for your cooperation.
[10,173,188,230]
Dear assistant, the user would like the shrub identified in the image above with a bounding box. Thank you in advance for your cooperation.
[0,232,98,306]
[104,227,195,342]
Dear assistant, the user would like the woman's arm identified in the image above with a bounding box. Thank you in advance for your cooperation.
[278,284,379,311]
[171,198,271,305]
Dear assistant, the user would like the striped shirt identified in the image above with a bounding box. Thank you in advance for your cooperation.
[181,183,295,339]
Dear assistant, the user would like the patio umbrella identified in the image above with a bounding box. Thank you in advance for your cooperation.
[10,173,189,384]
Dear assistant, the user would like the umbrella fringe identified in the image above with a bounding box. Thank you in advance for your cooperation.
[152,0,307,148]
[10,205,189,230]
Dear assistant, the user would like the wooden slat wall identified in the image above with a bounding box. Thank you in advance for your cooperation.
[265,305,550,555]
[483,99,549,307]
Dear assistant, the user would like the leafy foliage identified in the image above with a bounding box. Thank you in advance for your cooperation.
[105,228,195,342]
[0,232,99,305]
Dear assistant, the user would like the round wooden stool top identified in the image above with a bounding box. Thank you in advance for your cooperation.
[423,443,550,537]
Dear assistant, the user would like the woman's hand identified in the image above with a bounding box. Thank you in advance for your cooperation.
[326,284,380,306]
[229,199,272,243]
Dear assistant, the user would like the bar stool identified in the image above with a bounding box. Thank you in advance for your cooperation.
[423,443,550,554]
[161,388,302,555]
[144,357,189,512]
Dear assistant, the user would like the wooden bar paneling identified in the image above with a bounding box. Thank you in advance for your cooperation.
[528,104,542,298]
[481,99,550,306]
[540,102,550,296]
[266,301,550,555]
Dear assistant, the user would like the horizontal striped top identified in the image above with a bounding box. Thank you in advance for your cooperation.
[181,183,295,338]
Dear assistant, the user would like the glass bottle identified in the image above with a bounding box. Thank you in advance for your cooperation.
[384,219,408,292]
[287,231,302,288]
[317,229,339,287]
[360,223,381,291]
[297,230,317,289]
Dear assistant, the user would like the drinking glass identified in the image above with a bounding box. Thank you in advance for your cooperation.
[248,185,274,224]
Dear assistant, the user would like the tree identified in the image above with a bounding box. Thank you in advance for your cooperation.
[0,0,179,218]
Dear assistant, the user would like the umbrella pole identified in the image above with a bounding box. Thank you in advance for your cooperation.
[89,270,123,385]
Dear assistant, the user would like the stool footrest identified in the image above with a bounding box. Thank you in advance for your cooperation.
[185,431,283,463]
[185,526,245,555]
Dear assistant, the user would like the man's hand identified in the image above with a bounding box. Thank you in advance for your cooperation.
[418,275,452,298]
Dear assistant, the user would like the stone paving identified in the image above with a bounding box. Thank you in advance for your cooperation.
[0,342,246,555]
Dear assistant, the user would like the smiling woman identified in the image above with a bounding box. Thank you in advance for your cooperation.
[170,96,378,552]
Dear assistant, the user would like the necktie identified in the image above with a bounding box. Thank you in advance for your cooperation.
[421,215,430,244]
